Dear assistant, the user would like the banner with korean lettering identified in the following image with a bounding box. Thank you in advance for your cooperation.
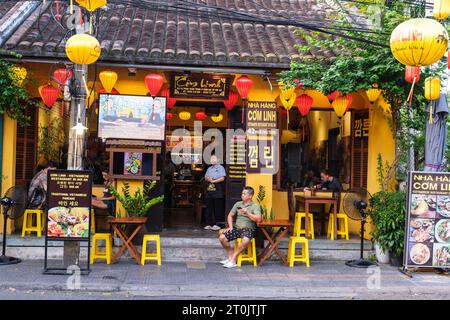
[405,171,450,268]
[245,101,279,174]
[47,170,92,240]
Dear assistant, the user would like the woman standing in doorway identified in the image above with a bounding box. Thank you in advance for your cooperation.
[204,155,226,231]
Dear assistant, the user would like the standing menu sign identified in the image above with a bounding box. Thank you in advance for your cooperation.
[245,101,279,174]
[404,171,450,269]
[44,170,92,274]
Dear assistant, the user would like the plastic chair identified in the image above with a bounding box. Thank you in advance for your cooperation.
[293,212,315,239]
[234,238,257,267]
[287,236,310,267]
[327,213,349,240]
[21,209,44,237]
[90,233,112,264]
[141,234,162,266]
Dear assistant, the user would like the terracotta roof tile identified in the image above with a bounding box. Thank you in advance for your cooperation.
[1,0,338,68]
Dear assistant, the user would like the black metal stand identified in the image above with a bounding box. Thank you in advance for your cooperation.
[0,206,21,265]
[345,216,376,268]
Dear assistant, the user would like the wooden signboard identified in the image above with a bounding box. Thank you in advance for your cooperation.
[170,73,232,100]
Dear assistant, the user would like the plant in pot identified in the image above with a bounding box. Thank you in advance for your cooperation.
[255,185,275,248]
[109,181,164,244]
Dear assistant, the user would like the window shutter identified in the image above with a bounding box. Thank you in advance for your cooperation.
[15,106,38,186]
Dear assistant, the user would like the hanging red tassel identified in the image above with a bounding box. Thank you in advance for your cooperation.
[302,124,305,142]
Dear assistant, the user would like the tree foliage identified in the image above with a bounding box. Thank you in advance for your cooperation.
[279,1,449,181]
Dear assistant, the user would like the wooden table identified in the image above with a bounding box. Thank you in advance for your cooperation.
[295,195,339,240]
[257,219,293,266]
[108,217,147,264]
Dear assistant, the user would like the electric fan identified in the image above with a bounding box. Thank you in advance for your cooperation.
[342,187,376,268]
[0,185,28,265]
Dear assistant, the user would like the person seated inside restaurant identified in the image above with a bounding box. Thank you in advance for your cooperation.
[315,170,343,193]
[302,169,320,188]
[92,170,116,214]
[218,186,262,268]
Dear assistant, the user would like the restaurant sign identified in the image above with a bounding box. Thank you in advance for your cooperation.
[245,101,279,174]
[404,171,450,269]
[170,73,231,100]
[47,170,92,240]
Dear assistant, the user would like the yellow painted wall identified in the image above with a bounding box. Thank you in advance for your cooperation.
[0,115,17,234]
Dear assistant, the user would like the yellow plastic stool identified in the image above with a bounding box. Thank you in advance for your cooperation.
[234,238,257,267]
[327,213,349,240]
[21,209,44,237]
[90,233,112,264]
[293,212,315,239]
[141,235,162,266]
[287,236,310,267]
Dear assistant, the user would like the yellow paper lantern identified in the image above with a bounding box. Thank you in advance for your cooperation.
[390,18,448,66]
[211,113,223,123]
[11,65,27,87]
[424,77,440,101]
[65,33,101,65]
[433,0,450,20]
[366,85,382,104]
[331,96,350,118]
[280,92,296,127]
[178,111,191,121]
[99,70,118,93]
[279,83,296,101]
[75,0,107,12]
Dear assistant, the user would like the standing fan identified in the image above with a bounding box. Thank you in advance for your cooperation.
[343,187,376,268]
[1,185,28,265]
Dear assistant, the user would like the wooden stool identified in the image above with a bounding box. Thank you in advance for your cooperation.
[327,213,349,240]
[141,235,162,266]
[234,238,257,267]
[90,233,112,264]
[287,236,310,267]
[294,212,315,239]
[21,209,44,237]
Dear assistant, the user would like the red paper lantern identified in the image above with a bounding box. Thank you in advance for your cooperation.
[405,66,421,83]
[40,85,59,108]
[327,90,339,103]
[224,90,239,110]
[195,111,207,121]
[295,94,313,117]
[145,73,164,97]
[53,68,72,87]
[235,76,253,100]
[161,88,177,109]
[166,112,173,120]
[346,94,353,109]
[99,88,119,94]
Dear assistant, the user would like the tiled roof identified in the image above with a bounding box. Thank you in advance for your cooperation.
[1,0,339,68]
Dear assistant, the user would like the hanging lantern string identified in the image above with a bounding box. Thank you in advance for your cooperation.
[429,105,433,124]
[90,13,93,34]
[70,0,73,14]
[406,75,417,108]
[81,72,91,100]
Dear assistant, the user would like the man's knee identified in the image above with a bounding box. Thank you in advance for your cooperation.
[240,237,251,246]
[219,234,227,243]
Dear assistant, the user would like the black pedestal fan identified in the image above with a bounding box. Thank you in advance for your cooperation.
[0,185,28,265]
[342,187,377,268]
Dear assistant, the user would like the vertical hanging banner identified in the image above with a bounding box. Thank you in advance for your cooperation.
[245,101,279,174]
[44,170,92,274]
[405,171,450,269]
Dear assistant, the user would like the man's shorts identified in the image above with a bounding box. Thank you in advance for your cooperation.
[223,228,256,242]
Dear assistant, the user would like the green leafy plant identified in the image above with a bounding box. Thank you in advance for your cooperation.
[256,185,275,222]
[0,55,37,126]
[109,181,164,217]
[38,118,65,164]
[370,191,406,256]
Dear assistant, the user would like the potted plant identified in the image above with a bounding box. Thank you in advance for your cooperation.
[370,191,406,266]
[255,185,275,248]
[109,181,164,244]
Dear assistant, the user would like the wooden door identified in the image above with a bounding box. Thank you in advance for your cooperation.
[15,106,38,186]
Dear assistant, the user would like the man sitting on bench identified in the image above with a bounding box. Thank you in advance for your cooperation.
[218,186,262,268]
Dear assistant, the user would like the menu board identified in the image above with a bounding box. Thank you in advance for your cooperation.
[405,171,450,268]
[47,170,92,240]
[227,133,246,179]
[245,101,278,174]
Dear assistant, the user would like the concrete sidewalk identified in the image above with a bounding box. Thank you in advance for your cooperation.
[0,259,449,299]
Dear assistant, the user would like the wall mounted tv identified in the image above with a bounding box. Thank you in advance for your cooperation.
[98,94,166,140]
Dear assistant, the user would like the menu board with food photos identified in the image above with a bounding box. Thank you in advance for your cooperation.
[405,171,450,268]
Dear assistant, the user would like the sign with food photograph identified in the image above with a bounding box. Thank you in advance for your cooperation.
[47,170,92,240]
[124,152,142,175]
[405,171,450,268]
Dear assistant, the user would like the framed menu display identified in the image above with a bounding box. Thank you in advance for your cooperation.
[404,171,450,269]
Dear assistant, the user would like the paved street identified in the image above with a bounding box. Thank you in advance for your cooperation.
[0,259,449,300]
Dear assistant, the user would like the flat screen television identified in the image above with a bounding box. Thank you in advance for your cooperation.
[98,94,166,140]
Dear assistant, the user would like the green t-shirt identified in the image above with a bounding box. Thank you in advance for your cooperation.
[231,201,261,229]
